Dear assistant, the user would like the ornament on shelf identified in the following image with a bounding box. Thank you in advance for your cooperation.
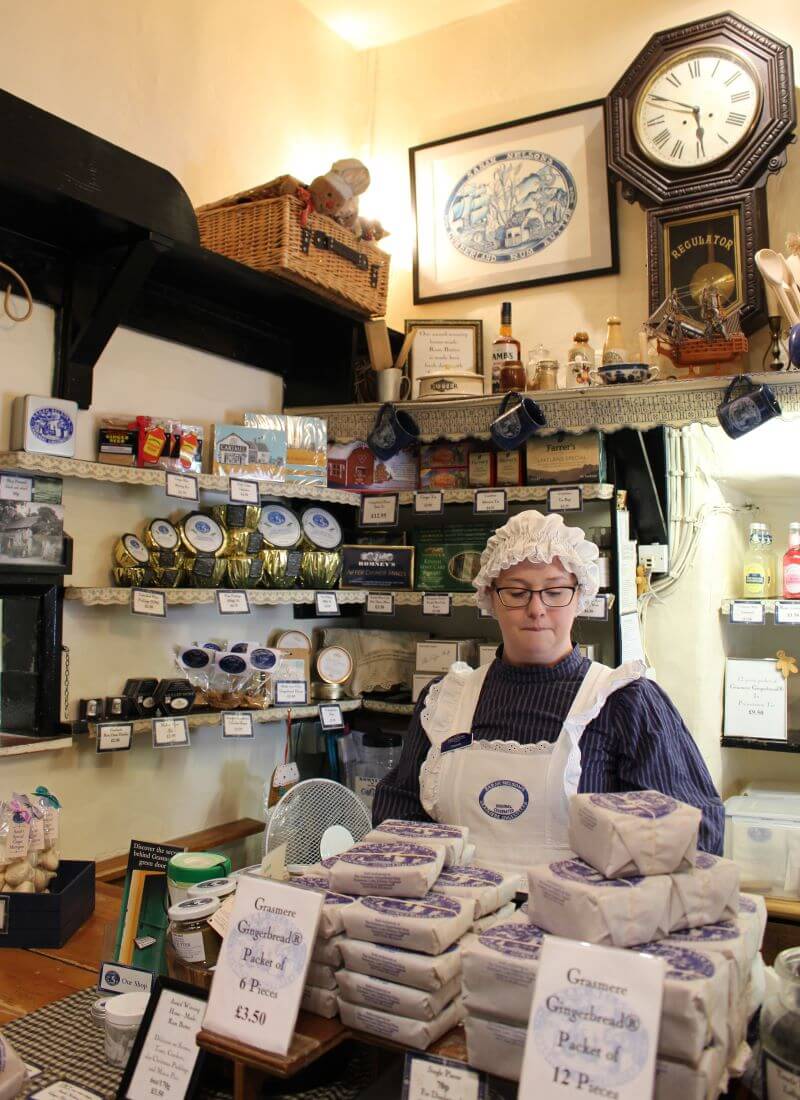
[775,650,798,679]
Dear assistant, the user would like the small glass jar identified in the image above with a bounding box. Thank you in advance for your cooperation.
[499,361,526,392]
[104,991,150,1067]
[761,946,800,1096]
[167,896,221,971]
[187,876,238,902]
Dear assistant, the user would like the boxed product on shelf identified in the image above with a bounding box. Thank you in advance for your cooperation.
[419,441,471,491]
[0,501,64,566]
[468,449,495,488]
[495,448,524,486]
[340,545,415,589]
[525,430,606,485]
[213,422,286,481]
[414,525,493,592]
[327,441,418,493]
[10,396,77,458]
[98,418,139,466]
[244,413,327,486]
[478,644,497,666]
[412,672,437,702]
[415,639,477,672]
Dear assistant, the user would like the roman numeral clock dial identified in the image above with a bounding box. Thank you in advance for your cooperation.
[634,47,762,169]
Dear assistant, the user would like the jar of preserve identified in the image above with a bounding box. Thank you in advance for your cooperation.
[500,362,527,392]
[167,896,221,971]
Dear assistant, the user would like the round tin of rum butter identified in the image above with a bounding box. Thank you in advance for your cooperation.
[316,645,353,686]
[259,504,303,549]
[144,519,179,552]
[179,513,227,557]
[300,506,342,551]
[114,533,150,568]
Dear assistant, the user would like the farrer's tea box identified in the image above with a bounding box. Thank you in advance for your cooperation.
[525,430,606,485]
[419,441,472,491]
[413,524,493,592]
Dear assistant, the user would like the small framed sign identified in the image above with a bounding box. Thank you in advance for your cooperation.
[402,1053,487,1100]
[228,477,260,504]
[547,486,583,513]
[99,961,154,996]
[414,491,444,515]
[216,590,251,615]
[359,493,399,528]
[579,594,609,621]
[724,658,787,741]
[222,712,254,739]
[422,593,452,616]
[131,589,167,618]
[152,717,190,749]
[775,601,800,625]
[0,475,32,502]
[315,591,340,616]
[366,592,395,616]
[318,704,344,730]
[116,978,208,1100]
[404,319,485,398]
[473,488,507,516]
[165,472,199,502]
[274,681,309,706]
[96,723,133,754]
[729,600,766,625]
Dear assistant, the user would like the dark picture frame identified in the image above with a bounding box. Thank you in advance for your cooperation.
[646,187,768,335]
[410,99,619,304]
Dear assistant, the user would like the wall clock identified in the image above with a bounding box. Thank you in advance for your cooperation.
[646,189,768,335]
[607,12,795,206]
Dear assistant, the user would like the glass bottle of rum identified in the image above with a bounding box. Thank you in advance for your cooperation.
[783,523,800,599]
[492,302,521,393]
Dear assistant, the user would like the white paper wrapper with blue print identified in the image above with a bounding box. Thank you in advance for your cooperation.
[304,855,339,883]
[289,875,356,939]
[335,968,461,1021]
[338,937,462,992]
[462,914,546,1025]
[311,933,345,968]
[337,995,465,1050]
[472,900,516,932]
[429,865,521,917]
[632,942,730,1066]
[735,893,767,960]
[305,961,338,991]
[341,893,473,955]
[526,858,672,948]
[364,820,468,867]
[328,841,444,898]
[301,984,338,1018]
[653,1047,729,1100]
[668,854,740,933]
[568,791,700,879]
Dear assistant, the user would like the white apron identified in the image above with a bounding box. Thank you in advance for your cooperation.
[419,658,646,873]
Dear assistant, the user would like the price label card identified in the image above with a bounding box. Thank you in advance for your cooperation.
[96,722,133,754]
[730,600,766,625]
[203,875,323,1055]
[122,985,207,1100]
[217,590,251,615]
[775,601,800,624]
[131,589,167,618]
[477,606,493,619]
[0,474,32,501]
[473,489,507,516]
[579,595,609,621]
[274,681,309,706]
[222,712,254,738]
[229,477,260,504]
[403,1053,486,1100]
[360,493,399,527]
[422,593,452,616]
[315,591,340,616]
[518,936,664,1100]
[366,592,395,616]
[547,486,583,513]
[414,491,444,515]
[165,472,199,502]
[318,704,344,730]
[152,717,190,749]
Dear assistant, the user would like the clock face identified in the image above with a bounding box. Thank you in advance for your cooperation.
[634,46,762,170]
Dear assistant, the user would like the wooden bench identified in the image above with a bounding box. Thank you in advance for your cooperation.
[94,817,264,884]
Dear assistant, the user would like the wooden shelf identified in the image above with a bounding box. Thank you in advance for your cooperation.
[396,483,615,505]
[766,896,800,922]
[0,733,73,758]
[86,699,363,737]
[64,587,368,606]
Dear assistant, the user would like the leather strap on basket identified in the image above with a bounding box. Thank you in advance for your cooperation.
[300,227,382,285]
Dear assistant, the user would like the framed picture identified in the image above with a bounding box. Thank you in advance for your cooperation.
[410,100,618,304]
[404,319,484,396]
[647,188,768,336]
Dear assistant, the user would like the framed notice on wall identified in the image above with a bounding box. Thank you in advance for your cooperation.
[724,658,787,741]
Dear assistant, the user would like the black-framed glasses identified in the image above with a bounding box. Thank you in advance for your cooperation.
[493,585,578,609]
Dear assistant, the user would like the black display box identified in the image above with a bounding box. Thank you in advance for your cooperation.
[0,859,95,947]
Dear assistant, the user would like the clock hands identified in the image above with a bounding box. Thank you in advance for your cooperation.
[647,93,700,113]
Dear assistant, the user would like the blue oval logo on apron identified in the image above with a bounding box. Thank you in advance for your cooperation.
[478,779,529,820]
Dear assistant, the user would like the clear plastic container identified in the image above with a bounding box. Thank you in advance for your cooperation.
[724,793,800,897]
[349,731,402,813]
[104,991,150,1066]
[761,946,800,1096]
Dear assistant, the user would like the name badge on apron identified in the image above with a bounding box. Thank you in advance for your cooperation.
[441,732,473,754]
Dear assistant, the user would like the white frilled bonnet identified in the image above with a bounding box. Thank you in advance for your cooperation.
[472,509,600,613]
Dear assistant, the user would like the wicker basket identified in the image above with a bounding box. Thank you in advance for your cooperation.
[196,186,389,318]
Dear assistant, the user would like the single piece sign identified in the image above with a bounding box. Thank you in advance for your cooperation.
[422,593,451,616]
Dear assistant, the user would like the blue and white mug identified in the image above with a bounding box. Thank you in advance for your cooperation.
[490,391,546,451]
[717,374,781,439]
[367,402,420,461]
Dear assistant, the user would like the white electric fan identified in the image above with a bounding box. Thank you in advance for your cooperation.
[264,778,371,871]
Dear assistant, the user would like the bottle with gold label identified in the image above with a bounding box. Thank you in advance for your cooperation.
[492,302,522,394]
[602,317,627,367]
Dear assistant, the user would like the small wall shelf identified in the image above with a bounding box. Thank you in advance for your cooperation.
[0,733,73,758]
[86,699,363,737]
[721,734,800,753]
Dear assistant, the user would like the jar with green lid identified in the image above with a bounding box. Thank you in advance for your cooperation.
[166,896,221,973]
[167,851,232,904]
[187,876,238,901]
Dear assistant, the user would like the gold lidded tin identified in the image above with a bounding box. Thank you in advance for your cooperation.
[226,528,264,556]
[184,555,227,588]
[259,503,303,550]
[210,503,261,531]
[300,550,341,590]
[226,555,264,589]
[143,519,180,553]
[299,506,342,552]
[179,513,228,558]
[262,548,301,589]
[114,533,151,569]
[275,629,311,651]
[316,644,353,687]
[311,681,346,701]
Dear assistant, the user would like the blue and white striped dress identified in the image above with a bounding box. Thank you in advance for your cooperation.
[372,644,724,854]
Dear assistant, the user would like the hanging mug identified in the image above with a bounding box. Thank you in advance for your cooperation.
[367,402,420,461]
[717,374,781,439]
[490,391,546,451]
